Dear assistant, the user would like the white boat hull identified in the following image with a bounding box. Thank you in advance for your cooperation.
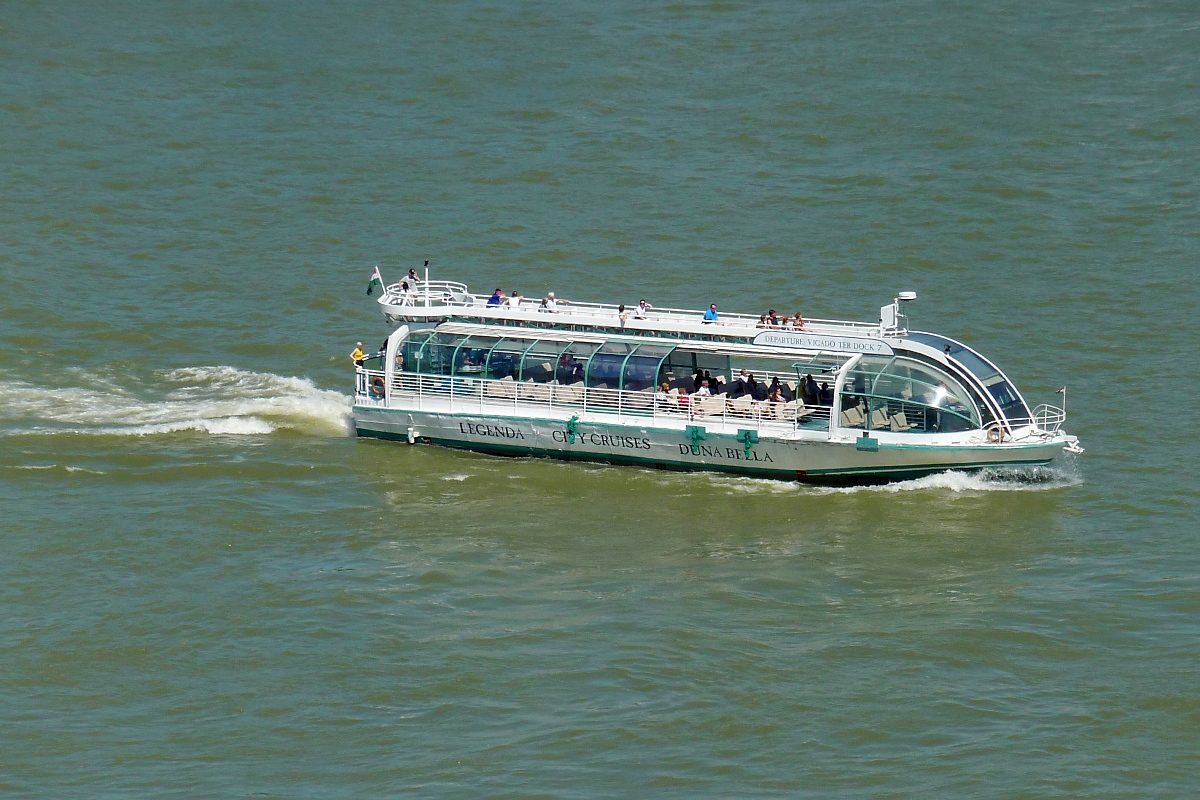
[352,404,1067,481]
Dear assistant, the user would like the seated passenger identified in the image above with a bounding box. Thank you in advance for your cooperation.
[767,386,784,404]
[819,381,833,405]
[766,376,782,399]
[756,314,768,328]
[693,370,705,393]
[678,387,690,408]
[696,380,713,397]
[801,374,820,405]
[792,312,805,330]
[767,309,780,327]
[486,288,504,306]
[703,304,719,323]
[507,290,522,309]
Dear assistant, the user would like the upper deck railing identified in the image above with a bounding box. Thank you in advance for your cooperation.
[380,280,895,338]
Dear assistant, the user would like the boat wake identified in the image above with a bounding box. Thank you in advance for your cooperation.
[0,366,353,437]
[703,461,1082,495]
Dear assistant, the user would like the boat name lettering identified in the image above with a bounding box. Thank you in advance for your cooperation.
[752,331,893,355]
[459,421,526,439]
[551,430,651,449]
[678,444,774,463]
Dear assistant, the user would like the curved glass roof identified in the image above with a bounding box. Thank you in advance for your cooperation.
[402,330,678,390]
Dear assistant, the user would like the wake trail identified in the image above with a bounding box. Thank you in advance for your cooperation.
[0,365,353,437]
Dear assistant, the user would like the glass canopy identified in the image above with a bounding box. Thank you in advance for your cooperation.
[400,330,679,391]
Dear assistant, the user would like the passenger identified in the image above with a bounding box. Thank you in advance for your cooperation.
[749,374,765,401]
[377,339,388,362]
[692,370,705,393]
[618,304,629,325]
[486,288,504,306]
[734,369,751,397]
[544,291,565,312]
[767,376,782,400]
[507,290,522,309]
[756,314,768,328]
[677,387,690,409]
[407,267,421,284]
[703,303,719,323]
[634,299,652,319]
[780,315,791,328]
[767,309,780,327]
[538,297,550,312]
[350,342,365,367]
[802,374,820,405]
[696,380,713,397]
[703,370,717,394]
[655,382,671,407]
[792,312,805,330]
[819,381,833,406]
[399,281,414,306]
[768,386,784,404]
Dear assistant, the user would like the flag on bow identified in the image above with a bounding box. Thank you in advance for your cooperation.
[367,266,384,297]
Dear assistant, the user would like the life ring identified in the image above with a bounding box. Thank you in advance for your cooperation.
[986,427,1003,443]
[371,376,386,396]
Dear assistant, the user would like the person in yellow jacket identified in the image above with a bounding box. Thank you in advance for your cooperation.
[350,342,365,367]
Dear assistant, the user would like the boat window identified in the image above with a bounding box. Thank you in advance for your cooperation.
[622,344,674,392]
[452,336,502,376]
[520,340,571,383]
[401,330,438,373]
[557,342,599,385]
[906,332,1031,423]
[485,338,528,381]
[586,342,636,390]
[840,355,980,433]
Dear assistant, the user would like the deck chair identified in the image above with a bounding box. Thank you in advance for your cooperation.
[730,396,753,416]
[774,401,797,422]
[889,411,914,432]
[839,404,866,428]
[870,408,891,430]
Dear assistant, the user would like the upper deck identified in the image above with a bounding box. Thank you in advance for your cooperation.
[377,278,909,352]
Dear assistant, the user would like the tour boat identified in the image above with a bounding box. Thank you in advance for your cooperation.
[351,273,1082,481]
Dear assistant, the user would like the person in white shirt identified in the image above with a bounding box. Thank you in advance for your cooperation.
[544,291,566,312]
[634,299,652,319]
[507,290,522,309]
[696,380,713,397]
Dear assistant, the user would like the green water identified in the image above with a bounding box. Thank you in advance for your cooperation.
[2,1,1198,796]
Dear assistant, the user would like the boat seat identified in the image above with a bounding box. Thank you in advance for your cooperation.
[889,412,914,432]
[730,396,753,416]
[839,404,866,428]
[870,408,891,430]
[486,376,516,399]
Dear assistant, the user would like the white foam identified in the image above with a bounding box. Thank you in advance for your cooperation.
[698,464,1081,495]
[0,366,352,438]
[441,474,471,481]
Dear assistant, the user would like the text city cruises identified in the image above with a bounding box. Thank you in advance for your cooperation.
[351,271,1082,482]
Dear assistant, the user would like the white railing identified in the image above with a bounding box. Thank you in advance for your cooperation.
[380,281,884,337]
[355,369,832,433]
[1031,404,1066,433]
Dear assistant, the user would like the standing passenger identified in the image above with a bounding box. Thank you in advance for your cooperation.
[507,290,522,309]
[486,288,504,306]
[703,304,719,323]
[635,299,652,319]
[350,342,365,367]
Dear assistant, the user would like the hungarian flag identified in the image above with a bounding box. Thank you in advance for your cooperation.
[367,266,384,296]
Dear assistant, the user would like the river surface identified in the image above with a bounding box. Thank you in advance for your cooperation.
[2,2,1198,797]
